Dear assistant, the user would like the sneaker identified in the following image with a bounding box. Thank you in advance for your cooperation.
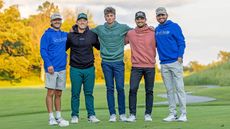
[71,116,79,124]
[144,114,152,122]
[119,114,127,122]
[177,114,187,122]
[127,114,136,122]
[88,115,100,123]
[49,118,58,125]
[109,114,116,122]
[56,117,69,127]
[163,114,177,122]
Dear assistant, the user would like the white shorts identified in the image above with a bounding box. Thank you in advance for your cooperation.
[45,70,66,90]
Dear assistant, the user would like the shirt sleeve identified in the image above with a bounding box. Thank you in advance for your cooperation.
[124,24,132,34]
[124,32,130,45]
[91,26,98,34]
[40,34,52,67]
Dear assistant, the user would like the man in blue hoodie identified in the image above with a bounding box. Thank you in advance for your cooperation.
[40,13,69,127]
[155,7,187,122]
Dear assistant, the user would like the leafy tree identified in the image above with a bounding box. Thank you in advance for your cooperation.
[218,51,230,63]
[0,0,3,9]
[0,4,33,82]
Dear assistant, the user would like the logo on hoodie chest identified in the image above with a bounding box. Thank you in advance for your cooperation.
[156,30,170,36]
[53,37,67,43]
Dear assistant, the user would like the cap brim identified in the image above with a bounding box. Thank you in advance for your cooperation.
[156,12,167,16]
[77,17,88,20]
[135,16,145,19]
[51,18,62,21]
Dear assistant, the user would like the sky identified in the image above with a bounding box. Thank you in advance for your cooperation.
[3,0,230,65]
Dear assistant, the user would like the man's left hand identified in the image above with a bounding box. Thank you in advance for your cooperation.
[178,57,183,64]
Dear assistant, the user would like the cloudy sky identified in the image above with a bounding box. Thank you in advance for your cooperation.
[3,0,230,65]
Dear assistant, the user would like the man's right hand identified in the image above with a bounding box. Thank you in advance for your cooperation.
[48,66,54,74]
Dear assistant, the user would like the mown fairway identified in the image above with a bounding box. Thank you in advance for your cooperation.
[0,83,229,129]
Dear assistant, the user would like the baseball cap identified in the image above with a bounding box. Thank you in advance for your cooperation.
[77,13,88,20]
[50,13,62,21]
[156,7,167,16]
[135,11,146,19]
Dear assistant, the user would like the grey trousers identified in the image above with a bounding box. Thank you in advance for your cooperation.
[161,61,187,115]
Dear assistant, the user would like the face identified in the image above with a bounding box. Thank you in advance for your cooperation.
[135,17,146,28]
[51,18,62,29]
[104,13,116,24]
[77,18,88,30]
[156,14,168,24]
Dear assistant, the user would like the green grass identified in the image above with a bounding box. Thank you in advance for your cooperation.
[184,62,230,86]
[0,84,230,129]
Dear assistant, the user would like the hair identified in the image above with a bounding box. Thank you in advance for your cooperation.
[104,7,116,16]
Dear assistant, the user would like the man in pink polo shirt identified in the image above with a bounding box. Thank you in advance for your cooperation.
[125,11,156,122]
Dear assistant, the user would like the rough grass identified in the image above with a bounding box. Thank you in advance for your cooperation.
[184,62,230,86]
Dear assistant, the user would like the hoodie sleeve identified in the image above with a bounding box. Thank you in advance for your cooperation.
[173,24,186,58]
[93,34,100,50]
[66,33,71,51]
[40,33,52,67]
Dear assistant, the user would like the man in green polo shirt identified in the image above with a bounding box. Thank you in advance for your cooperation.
[92,7,131,122]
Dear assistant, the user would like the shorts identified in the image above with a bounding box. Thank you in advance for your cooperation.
[45,70,66,90]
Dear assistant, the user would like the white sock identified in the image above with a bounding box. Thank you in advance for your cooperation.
[56,111,61,119]
[49,112,55,119]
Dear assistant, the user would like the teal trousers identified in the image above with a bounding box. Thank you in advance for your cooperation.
[70,66,96,117]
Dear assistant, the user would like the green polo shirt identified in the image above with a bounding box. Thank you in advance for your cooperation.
[92,21,131,62]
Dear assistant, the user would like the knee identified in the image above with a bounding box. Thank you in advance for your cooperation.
[116,86,124,93]
[106,86,114,92]
[84,90,93,96]
[55,91,62,98]
[47,90,55,97]
[146,89,153,95]
[176,87,185,93]
[129,87,137,94]
[167,88,174,94]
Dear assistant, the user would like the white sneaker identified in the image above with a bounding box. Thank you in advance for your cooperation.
[119,114,127,122]
[88,115,100,123]
[177,114,187,122]
[144,114,152,122]
[49,118,58,125]
[127,114,136,122]
[163,114,177,122]
[71,116,79,124]
[109,114,116,122]
[56,117,69,127]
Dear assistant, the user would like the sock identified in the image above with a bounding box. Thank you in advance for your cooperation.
[49,112,55,119]
[56,111,61,119]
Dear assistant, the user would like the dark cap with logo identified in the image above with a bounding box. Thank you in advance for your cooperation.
[135,11,146,19]
[77,13,88,20]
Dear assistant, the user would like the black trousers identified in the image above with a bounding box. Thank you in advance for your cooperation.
[129,67,155,115]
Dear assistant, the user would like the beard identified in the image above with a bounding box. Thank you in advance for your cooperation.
[51,23,61,30]
[137,23,145,28]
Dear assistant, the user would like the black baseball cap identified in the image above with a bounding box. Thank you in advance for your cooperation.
[135,11,146,19]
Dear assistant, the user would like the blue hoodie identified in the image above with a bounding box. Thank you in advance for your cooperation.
[155,20,186,64]
[40,28,68,72]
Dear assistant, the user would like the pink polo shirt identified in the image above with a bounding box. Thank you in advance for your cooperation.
[125,25,156,68]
